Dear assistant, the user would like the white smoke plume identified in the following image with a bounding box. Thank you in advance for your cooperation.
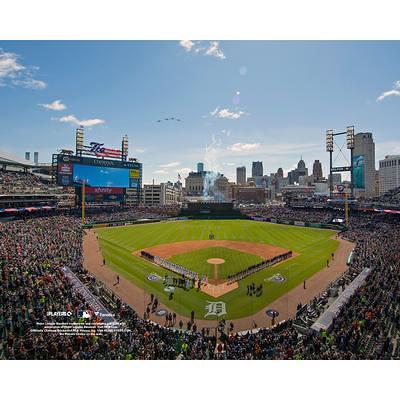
[203,134,225,200]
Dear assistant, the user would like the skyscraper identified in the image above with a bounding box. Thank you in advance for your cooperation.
[312,160,323,179]
[297,158,308,176]
[379,155,400,195]
[236,166,246,185]
[277,168,283,178]
[288,157,308,184]
[252,161,263,177]
[34,152,39,164]
[197,162,204,173]
[353,132,376,197]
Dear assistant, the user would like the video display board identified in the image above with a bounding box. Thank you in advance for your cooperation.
[57,154,142,189]
[353,155,365,189]
[73,164,129,187]
[83,187,125,203]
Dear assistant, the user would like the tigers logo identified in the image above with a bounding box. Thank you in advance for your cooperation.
[204,301,227,318]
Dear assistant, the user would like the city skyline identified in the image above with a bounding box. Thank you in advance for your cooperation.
[1,41,400,184]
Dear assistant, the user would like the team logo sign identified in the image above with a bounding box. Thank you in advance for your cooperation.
[267,273,285,283]
[265,309,279,318]
[204,301,227,318]
[155,309,167,317]
[147,273,161,282]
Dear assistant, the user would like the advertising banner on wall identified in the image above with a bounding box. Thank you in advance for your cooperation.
[84,187,124,195]
[294,221,306,227]
[353,155,365,189]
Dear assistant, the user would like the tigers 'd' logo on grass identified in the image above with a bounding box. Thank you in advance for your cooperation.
[204,301,227,318]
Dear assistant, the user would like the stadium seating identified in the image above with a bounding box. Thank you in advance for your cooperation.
[0,206,399,359]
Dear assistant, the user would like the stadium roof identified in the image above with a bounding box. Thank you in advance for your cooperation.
[0,149,35,167]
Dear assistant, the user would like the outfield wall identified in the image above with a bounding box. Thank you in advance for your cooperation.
[83,216,189,229]
[249,216,346,231]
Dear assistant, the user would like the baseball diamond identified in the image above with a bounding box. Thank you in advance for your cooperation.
[88,219,346,326]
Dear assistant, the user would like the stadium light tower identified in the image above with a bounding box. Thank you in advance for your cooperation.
[326,126,355,198]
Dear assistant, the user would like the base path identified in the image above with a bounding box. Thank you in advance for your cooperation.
[201,281,239,298]
[84,230,353,332]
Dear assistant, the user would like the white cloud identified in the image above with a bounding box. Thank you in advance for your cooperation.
[160,161,180,168]
[0,49,25,79]
[377,80,400,101]
[39,99,66,111]
[227,143,261,152]
[12,77,47,89]
[205,41,226,60]
[179,40,226,60]
[179,40,195,52]
[133,147,147,154]
[210,107,247,120]
[57,114,105,128]
[223,141,320,157]
[0,48,46,89]
[154,169,168,175]
[175,167,192,176]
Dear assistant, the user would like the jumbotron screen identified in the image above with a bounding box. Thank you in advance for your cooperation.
[73,164,129,187]
[57,154,141,188]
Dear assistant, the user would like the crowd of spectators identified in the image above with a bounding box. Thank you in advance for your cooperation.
[241,204,337,223]
[1,206,399,360]
[0,215,214,359]
[83,205,180,223]
[360,186,400,208]
[0,170,59,195]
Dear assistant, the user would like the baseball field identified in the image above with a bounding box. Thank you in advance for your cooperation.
[94,219,340,322]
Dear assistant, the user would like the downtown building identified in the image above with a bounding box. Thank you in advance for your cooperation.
[252,161,263,178]
[185,170,230,201]
[236,166,246,185]
[288,158,308,184]
[143,181,182,206]
[232,186,266,204]
[353,132,376,197]
[379,155,400,195]
[312,160,323,179]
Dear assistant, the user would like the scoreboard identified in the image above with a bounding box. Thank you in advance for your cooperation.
[55,154,142,204]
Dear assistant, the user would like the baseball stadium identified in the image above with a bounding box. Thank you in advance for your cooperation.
[1,124,399,361]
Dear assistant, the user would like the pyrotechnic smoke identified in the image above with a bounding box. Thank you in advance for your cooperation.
[203,134,224,201]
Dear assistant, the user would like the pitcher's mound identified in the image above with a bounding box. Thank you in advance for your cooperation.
[207,258,225,264]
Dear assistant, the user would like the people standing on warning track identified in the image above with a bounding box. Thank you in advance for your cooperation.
[303,280,306,289]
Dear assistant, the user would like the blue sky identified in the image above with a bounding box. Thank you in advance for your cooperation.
[1,40,400,183]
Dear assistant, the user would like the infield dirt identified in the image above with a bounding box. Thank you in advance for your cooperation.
[134,239,291,259]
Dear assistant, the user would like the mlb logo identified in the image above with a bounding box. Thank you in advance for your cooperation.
[77,310,92,319]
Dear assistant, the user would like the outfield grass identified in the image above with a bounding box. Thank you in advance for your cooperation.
[169,247,263,280]
[95,220,339,321]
